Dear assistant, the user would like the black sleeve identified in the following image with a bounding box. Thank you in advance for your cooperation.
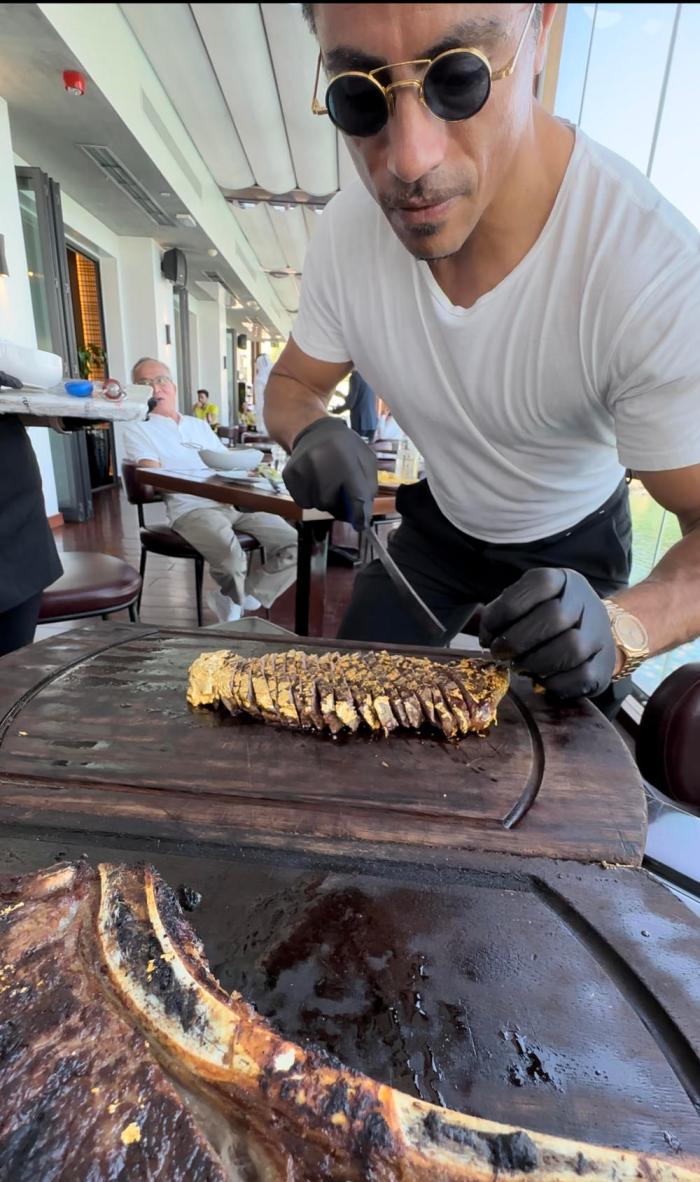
[0,417,62,613]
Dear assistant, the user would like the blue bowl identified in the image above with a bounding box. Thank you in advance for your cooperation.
[65,380,93,398]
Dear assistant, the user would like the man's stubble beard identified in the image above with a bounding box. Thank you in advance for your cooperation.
[394,220,467,263]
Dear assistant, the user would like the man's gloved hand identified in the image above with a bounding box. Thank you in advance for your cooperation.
[479,568,617,699]
[283,417,378,529]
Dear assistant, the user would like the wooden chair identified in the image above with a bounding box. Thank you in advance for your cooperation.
[121,462,260,627]
[217,425,243,447]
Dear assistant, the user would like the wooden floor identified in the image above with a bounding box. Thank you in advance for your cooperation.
[37,485,358,643]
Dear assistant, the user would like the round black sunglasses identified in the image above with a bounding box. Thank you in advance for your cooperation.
[311,5,536,138]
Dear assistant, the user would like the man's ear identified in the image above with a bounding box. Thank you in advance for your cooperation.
[534,4,558,76]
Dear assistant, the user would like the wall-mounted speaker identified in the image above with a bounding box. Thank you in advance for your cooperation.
[161,248,187,287]
[237,333,248,350]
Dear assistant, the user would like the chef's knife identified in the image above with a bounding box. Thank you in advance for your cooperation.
[362,526,450,646]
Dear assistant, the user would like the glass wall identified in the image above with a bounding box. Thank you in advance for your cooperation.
[554,3,698,695]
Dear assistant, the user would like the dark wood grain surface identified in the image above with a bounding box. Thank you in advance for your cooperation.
[0,623,646,864]
[0,831,697,1159]
[137,467,397,521]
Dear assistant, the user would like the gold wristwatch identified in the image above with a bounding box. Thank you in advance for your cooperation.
[602,598,650,680]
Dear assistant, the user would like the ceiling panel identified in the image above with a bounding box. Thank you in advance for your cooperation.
[267,206,309,273]
[233,204,286,271]
[192,2,296,193]
[269,274,301,314]
[120,3,253,190]
[302,205,324,239]
[261,2,338,196]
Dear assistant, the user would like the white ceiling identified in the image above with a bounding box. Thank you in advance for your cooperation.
[119,3,355,317]
[0,2,285,337]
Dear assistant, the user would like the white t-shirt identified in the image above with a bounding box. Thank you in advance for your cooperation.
[122,413,227,524]
[292,126,700,543]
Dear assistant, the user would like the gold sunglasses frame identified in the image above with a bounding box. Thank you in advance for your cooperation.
[311,3,536,127]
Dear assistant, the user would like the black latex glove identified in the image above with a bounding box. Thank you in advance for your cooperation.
[0,371,22,390]
[283,417,377,529]
[479,568,616,699]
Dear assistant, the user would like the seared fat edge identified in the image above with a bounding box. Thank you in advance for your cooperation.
[319,653,361,733]
[97,861,700,1182]
[272,652,300,729]
[339,652,381,732]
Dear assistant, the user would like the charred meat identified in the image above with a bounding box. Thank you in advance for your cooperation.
[0,862,696,1181]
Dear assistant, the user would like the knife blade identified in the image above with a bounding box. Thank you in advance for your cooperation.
[362,527,450,645]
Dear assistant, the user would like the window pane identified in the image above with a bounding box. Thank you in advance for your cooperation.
[561,3,678,173]
[628,481,700,697]
[553,3,594,125]
[648,3,700,228]
[17,183,53,354]
[554,6,697,700]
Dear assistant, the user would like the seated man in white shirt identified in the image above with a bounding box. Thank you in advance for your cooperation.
[123,358,297,622]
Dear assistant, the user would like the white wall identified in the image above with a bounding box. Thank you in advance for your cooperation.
[117,237,175,378]
[0,96,59,517]
[193,283,228,425]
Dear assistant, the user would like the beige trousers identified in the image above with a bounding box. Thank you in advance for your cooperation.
[173,504,298,608]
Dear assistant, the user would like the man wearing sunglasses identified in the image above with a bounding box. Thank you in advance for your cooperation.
[265,3,700,707]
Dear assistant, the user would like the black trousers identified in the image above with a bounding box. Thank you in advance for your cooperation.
[339,479,633,715]
[0,592,43,659]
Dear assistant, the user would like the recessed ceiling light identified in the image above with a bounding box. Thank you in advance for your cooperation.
[175,213,197,228]
[159,191,172,198]
[237,200,256,210]
[270,202,292,213]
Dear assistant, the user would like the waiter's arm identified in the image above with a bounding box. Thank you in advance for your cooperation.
[264,337,351,450]
[611,463,700,668]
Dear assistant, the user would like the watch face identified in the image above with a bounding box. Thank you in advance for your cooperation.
[616,615,648,652]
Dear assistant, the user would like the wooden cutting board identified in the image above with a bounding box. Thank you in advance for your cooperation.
[0,623,645,864]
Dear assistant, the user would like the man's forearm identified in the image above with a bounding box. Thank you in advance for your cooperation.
[612,521,700,668]
[264,373,329,451]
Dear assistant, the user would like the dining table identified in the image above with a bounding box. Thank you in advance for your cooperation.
[135,466,397,636]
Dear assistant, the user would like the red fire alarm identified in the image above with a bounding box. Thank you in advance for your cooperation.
[63,70,86,97]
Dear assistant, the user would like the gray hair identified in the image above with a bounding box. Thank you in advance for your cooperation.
[131,357,172,382]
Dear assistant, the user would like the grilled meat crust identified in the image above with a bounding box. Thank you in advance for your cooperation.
[0,862,696,1182]
[188,649,509,739]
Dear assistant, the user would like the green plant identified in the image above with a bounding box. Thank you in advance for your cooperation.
[77,343,106,380]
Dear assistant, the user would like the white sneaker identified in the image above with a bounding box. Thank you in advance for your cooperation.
[207,589,243,623]
[242,594,261,611]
